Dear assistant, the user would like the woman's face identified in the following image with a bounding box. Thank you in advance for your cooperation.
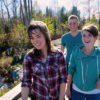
[30,29,47,50]
[82,30,97,47]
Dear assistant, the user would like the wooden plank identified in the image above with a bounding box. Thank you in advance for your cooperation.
[0,83,21,100]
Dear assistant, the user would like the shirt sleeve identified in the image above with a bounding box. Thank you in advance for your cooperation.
[68,49,76,76]
[61,35,66,46]
[59,52,67,83]
[21,55,32,87]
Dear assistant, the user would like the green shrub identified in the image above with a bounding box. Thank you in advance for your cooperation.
[0,57,13,82]
[0,89,6,97]
[11,81,20,88]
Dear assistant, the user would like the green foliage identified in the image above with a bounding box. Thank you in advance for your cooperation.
[85,15,99,29]
[9,23,29,49]
[43,17,54,35]
[0,25,4,34]
[0,57,13,69]
[91,15,97,23]
[32,10,43,20]
[53,18,58,33]
[32,10,37,19]
[0,33,5,47]
[0,57,14,83]
[12,53,25,65]
[0,29,9,54]
[18,64,23,69]
[11,81,20,88]
[58,7,68,23]
[12,64,23,70]
[46,7,53,17]
[0,89,6,97]
[0,57,13,70]
[4,25,10,34]
[12,65,17,70]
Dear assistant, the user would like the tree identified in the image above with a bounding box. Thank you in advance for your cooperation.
[2,0,12,26]
[58,7,68,23]
[71,6,80,18]
[23,0,33,28]
[12,0,18,19]
[53,17,58,33]
[23,0,28,27]
[46,7,53,17]
[0,0,5,26]
[20,0,25,24]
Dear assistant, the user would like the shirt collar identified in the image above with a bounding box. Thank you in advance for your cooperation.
[78,46,100,58]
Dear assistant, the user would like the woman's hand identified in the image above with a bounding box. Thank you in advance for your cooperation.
[66,74,72,99]
[96,80,100,89]
[66,88,71,99]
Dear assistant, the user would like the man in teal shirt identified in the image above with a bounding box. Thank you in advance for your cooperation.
[61,15,83,64]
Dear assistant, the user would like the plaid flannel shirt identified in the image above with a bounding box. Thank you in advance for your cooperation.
[21,50,67,100]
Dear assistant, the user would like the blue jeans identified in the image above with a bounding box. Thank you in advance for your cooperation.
[72,89,100,100]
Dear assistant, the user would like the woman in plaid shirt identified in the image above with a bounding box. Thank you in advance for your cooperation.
[21,20,67,100]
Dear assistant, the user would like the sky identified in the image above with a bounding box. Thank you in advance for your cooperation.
[36,0,100,18]
[0,0,100,18]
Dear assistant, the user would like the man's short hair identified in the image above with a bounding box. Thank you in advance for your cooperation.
[68,15,79,22]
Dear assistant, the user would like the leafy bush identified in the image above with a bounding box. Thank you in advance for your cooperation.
[0,57,13,83]
[8,24,29,49]
[0,89,6,97]
[11,81,20,88]
[12,64,23,70]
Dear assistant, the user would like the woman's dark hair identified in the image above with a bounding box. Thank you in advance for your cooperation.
[28,20,52,58]
[82,24,98,37]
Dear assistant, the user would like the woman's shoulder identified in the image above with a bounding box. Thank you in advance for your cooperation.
[51,48,64,58]
[24,48,34,60]
[24,53,32,60]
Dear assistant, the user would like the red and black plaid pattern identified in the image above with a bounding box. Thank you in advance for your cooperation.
[22,50,67,100]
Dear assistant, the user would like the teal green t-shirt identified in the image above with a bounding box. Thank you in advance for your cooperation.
[61,31,83,63]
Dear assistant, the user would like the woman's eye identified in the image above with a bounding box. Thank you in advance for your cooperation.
[37,35,40,38]
[36,35,41,38]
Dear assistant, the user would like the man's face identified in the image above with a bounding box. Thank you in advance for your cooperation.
[68,19,79,32]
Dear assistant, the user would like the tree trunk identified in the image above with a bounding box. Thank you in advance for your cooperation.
[20,0,25,24]
[3,0,12,26]
[24,0,28,28]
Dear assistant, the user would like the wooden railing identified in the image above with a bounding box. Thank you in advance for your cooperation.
[0,83,21,100]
